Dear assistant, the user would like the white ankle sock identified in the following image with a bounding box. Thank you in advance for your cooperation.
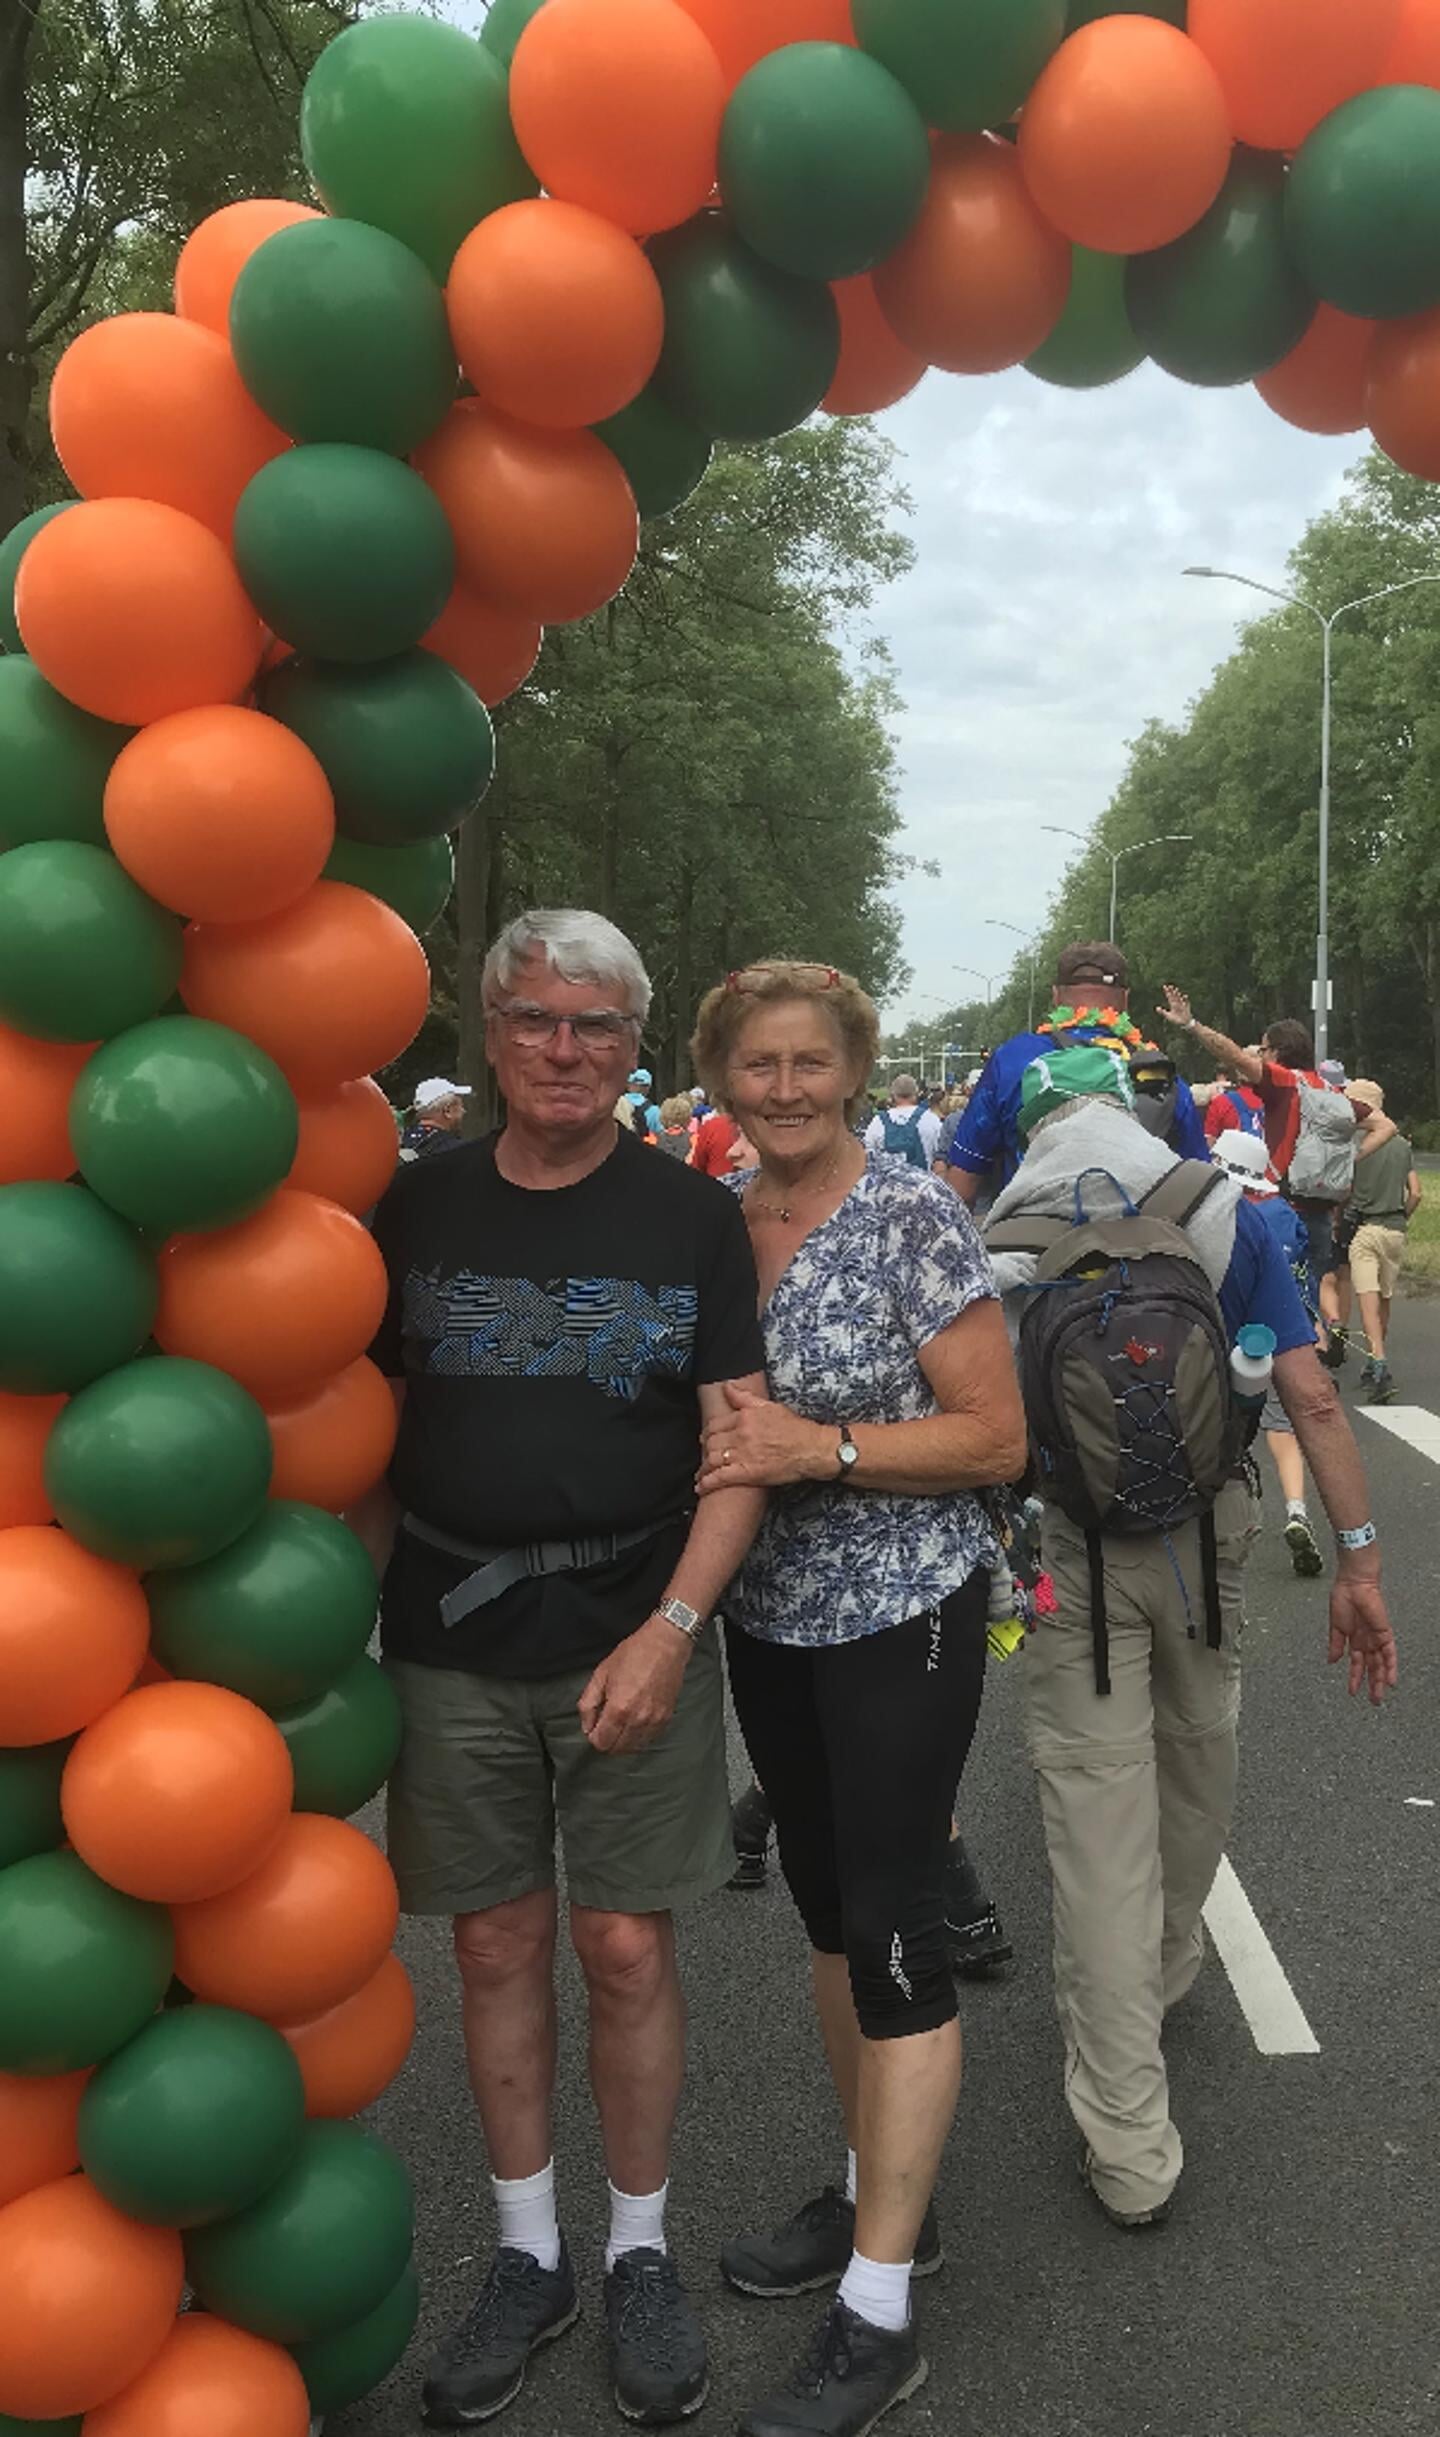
[493,2160,560,2272]
[838,2248,911,2333]
[606,2179,668,2272]
[844,2149,858,2206]
[1286,1499,1308,1520]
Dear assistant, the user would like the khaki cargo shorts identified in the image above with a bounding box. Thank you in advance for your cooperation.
[1349,1222,1405,1300]
[384,1635,735,1917]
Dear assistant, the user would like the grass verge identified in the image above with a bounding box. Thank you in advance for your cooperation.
[1403,1171,1440,1290]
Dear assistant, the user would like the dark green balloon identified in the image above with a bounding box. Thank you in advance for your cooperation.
[1068,0,1184,25]
[0,840,182,1044]
[275,1656,403,1820]
[0,1744,71,1871]
[148,1502,379,1714]
[0,657,130,851]
[323,834,454,933]
[1287,85,1440,323]
[480,0,548,63]
[0,1851,174,2075]
[593,386,713,521]
[854,0,1067,133]
[69,1015,298,1238]
[291,2264,421,2415]
[79,2004,306,2227]
[302,14,537,284]
[0,504,74,656]
[651,217,840,443]
[0,1183,156,1396]
[720,44,929,281]
[261,651,494,846]
[186,2122,415,2345]
[231,218,456,458]
[1027,246,1145,388]
[45,1355,272,1570]
[1127,148,1314,389]
[0,2410,83,2434]
[234,445,455,666]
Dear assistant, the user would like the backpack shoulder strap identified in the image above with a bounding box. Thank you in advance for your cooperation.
[1138,1160,1227,1232]
[983,1215,1071,1256]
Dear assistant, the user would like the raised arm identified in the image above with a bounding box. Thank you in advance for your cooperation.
[1155,985,1261,1084]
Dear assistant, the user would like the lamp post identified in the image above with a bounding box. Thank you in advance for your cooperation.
[1042,824,1193,947]
[952,964,999,1010]
[987,918,1039,1030]
[1184,564,1440,1063]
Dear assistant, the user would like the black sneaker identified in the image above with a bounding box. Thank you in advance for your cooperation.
[721,2189,942,2300]
[605,2248,708,2424]
[737,2298,927,2437]
[728,1846,770,1891]
[946,1902,1014,1978]
[729,1783,774,1889]
[422,2243,579,2427]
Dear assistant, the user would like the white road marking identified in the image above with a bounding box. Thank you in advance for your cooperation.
[1202,1856,1320,2057]
[1357,1404,1440,1464]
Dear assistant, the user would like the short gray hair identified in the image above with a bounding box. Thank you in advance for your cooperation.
[890,1073,919,1102]
[482,908,652,1022]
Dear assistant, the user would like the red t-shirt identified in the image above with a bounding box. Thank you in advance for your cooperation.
[690,1111,740,1177]
[1204,1084,1265,1142]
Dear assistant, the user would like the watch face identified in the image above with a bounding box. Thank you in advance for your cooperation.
[839,1443,858,1468]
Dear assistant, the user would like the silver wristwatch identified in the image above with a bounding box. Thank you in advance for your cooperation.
[656,1596,705,1644]
[836,1424,859,1480]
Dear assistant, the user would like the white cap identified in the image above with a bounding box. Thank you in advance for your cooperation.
[1211,1131,1278,1196]
[413,1077,472,1111]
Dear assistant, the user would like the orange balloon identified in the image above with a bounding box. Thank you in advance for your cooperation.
[266,1358,400,1512]
[1386,0,1440,83]
[0,2069,89,2210]
[155,1187,388,1404]
[0,1023,89,1184]
[448,199,664,431]
[104,706,334,925]
[510,0,725,236]
[823,276,926,417]
[0,1392,63,1528]
[418,402,637,625]
[0,1525,149,1749]
[0,2175,183,2422]
[876,135,1071,376]
[84,2312,312,2437]
[1367,308,1440,481]
[180,881,430,1094]
[1190,0,1402,153]
[423,584,543,709]
[675,0,853,89]
[1255,304,1377,437]
[288,1077,400,1215]
[171,1813,400,2023]
[279,1953,417,2118]
[176,197,324,335]
[49,314,288,543]
[62,1681,293,1906]
[1018,19,1231,258]
[16,499,263,729]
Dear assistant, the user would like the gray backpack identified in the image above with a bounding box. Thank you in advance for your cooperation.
[1285,1075,1357,1204]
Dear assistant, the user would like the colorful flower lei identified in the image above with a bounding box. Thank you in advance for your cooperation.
[1036,1004,1147,1046]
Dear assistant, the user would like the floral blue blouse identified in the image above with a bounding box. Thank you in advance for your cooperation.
[724,1154,999,1647]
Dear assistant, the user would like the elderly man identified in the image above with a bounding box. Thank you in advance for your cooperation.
[400,1075,471,1160]
[357,909,767,2429]
[863,1072,940,1168]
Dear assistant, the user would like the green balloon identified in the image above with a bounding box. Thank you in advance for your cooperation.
[0,840,182,1044]
[148,1503,379,1713]
[854,0,1067,133]
[69,1015,298,1238]
[480,0,548,67]
[593,387,713,521]
[720,44,929,281]
[0,2411,83,2434]
[291,2264,421,2415]
[1287,85,1440,323]
[0,1183,156,1396]
[323,835,454,933]
[1027,246,1145,388]
[79,2004,306,2228]
[0,503,74,656]
[231,219,456,459]
[45,1355,273,1570]
[234,445,455,666]
[0,1851,174,2075]
[651,217,840,442]
[0,657,130,852]
[302,15,537,284]
[1068,0,1184,25]
[0,1743,71,1871]
[187,2121,414,2345]
[261,651,494,846]
[1127,148,1314,389]
[275,1656,403,1819]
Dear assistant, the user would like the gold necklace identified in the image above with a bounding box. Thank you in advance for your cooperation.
[747,1150,844,1224]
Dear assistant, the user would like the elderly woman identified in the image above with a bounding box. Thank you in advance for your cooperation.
[689,960,1025,2437]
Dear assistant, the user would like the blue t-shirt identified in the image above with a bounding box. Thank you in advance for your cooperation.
[949,1024,1209,1186]
[1218,1196,1313,1355]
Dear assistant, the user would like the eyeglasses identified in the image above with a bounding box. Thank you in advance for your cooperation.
[488,1001,639,1052]
[725,963,841,993]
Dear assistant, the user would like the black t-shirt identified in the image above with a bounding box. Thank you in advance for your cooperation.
[369,1128,764,1679]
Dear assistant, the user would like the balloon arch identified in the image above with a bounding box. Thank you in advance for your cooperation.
[2,0,1439,2423]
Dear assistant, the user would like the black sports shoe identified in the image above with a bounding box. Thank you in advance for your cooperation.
[605,2248,708,2424]
[721,2188,942,2300]
[737,2298,927,2437]
[421,2243,579,2427]
[729,1782,774,1889]
[946,1902,1014,1977]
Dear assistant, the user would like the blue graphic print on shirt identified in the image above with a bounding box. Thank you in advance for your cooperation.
[402,1268,699,1403]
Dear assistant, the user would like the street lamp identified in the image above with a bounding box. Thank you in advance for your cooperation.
[987,918,1039,1030]
[952,964,999,1009]
[1184,564,1440,1063]
[1042,825,1193,947]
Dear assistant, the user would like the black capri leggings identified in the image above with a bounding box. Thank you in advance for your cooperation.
[724,1568,988,2042]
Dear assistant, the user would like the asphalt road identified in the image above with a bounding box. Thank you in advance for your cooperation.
[337,1294,1440,2437]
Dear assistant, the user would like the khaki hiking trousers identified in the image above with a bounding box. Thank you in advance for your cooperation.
[1024,1478,1257,2218]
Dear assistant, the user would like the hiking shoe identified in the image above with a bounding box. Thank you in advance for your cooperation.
[728,1846,770,1891]
[1366,1365,1397,1406]
[605,2249,708,2424]
[1283,1512,1324,1578]
[737,2298,927,2437]
[730,1783,773,1889]
[1079,2149,1172,2232]
[945,1902,1014,1978]
[722,2189,942,2300]
[1319,1326,1349,1371]
[421,2243,578,2426]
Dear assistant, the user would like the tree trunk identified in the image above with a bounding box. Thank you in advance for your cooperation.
[598,733,625,921]
[456,806,493,1135]
[673,858,695,1088]
[0,0,38,538]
